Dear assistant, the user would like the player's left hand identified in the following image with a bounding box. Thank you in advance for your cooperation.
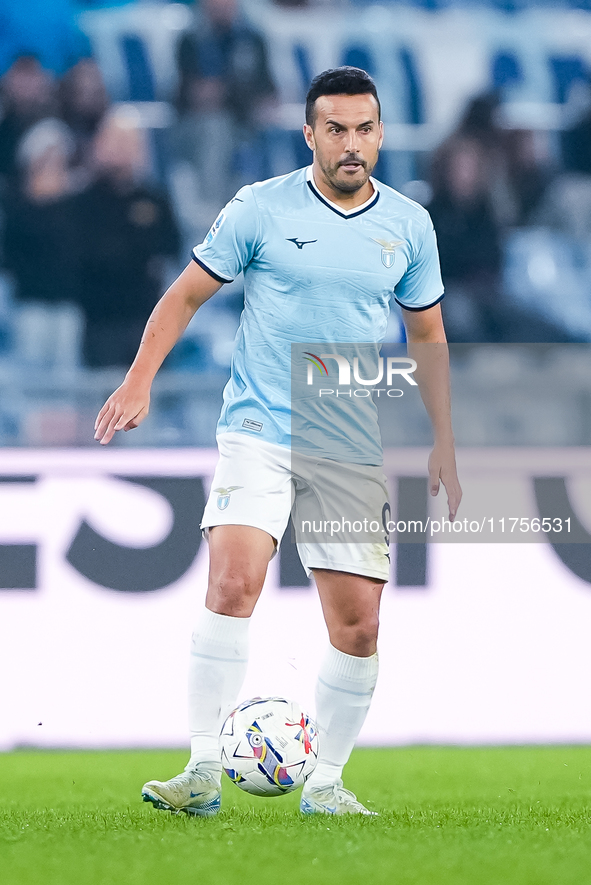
[428,442,462,521]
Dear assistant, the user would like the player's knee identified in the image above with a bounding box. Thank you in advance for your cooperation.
[336,614,379,656]
[208,569,263,616]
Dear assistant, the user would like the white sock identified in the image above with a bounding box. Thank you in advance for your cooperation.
[186,608,250,772]
[306,644,379,789]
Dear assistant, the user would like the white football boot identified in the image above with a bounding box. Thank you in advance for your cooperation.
[142,764,221,817]
[300,779,378,816]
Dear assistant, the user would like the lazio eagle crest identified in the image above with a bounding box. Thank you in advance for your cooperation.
[214,486,243,510]
[373,238,404,268]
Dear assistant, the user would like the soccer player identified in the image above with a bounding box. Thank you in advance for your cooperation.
[94,67,462,816]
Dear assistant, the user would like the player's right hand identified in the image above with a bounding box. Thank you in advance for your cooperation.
[94,381,151,445]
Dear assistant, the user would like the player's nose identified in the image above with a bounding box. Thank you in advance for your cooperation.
[344,130,360,153]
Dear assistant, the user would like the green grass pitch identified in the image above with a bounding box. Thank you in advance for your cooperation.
[2,746,591,885]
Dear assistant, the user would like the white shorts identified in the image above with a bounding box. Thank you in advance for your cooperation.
[201,432,391,582]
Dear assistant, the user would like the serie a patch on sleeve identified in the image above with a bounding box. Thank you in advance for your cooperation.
[205,210,226,244]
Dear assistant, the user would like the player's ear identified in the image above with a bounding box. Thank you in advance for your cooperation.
[303,124,315,151]
[378,120,384,150]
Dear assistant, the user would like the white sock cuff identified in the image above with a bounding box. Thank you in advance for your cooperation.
[323,644,379,683]
[196,608,251,645]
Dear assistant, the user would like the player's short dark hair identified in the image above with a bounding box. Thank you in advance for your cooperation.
[305,67,381,127]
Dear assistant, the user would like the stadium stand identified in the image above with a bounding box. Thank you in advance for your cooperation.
[0,0,590,444]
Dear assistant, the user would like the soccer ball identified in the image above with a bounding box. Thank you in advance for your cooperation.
[220,697,319,797]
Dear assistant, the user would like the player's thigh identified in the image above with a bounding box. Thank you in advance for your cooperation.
[313,568,385,656]
[202,432,293,541]
[203,433,294,616]
[293,455,391,584]
[206,524,275,617]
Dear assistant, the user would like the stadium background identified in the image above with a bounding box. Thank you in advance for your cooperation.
[0,0,590,752]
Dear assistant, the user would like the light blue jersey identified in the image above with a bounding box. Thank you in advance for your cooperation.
[193,166,443,465]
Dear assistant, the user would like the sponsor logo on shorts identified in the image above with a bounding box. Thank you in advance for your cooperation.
[214,486,243,510]
[242,418,263,432]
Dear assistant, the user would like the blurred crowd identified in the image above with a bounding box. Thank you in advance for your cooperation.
[0,53,181,368]
[426,92,584,344]
[1,0,591,380]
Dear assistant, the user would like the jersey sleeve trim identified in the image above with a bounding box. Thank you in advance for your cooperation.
[395,291,445,312]
[191,251,233,284]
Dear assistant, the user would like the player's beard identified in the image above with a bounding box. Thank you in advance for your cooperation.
[319,152,376,195]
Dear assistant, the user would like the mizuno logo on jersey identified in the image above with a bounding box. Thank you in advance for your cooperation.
[372,238,404,268]
[286,238,317,250]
